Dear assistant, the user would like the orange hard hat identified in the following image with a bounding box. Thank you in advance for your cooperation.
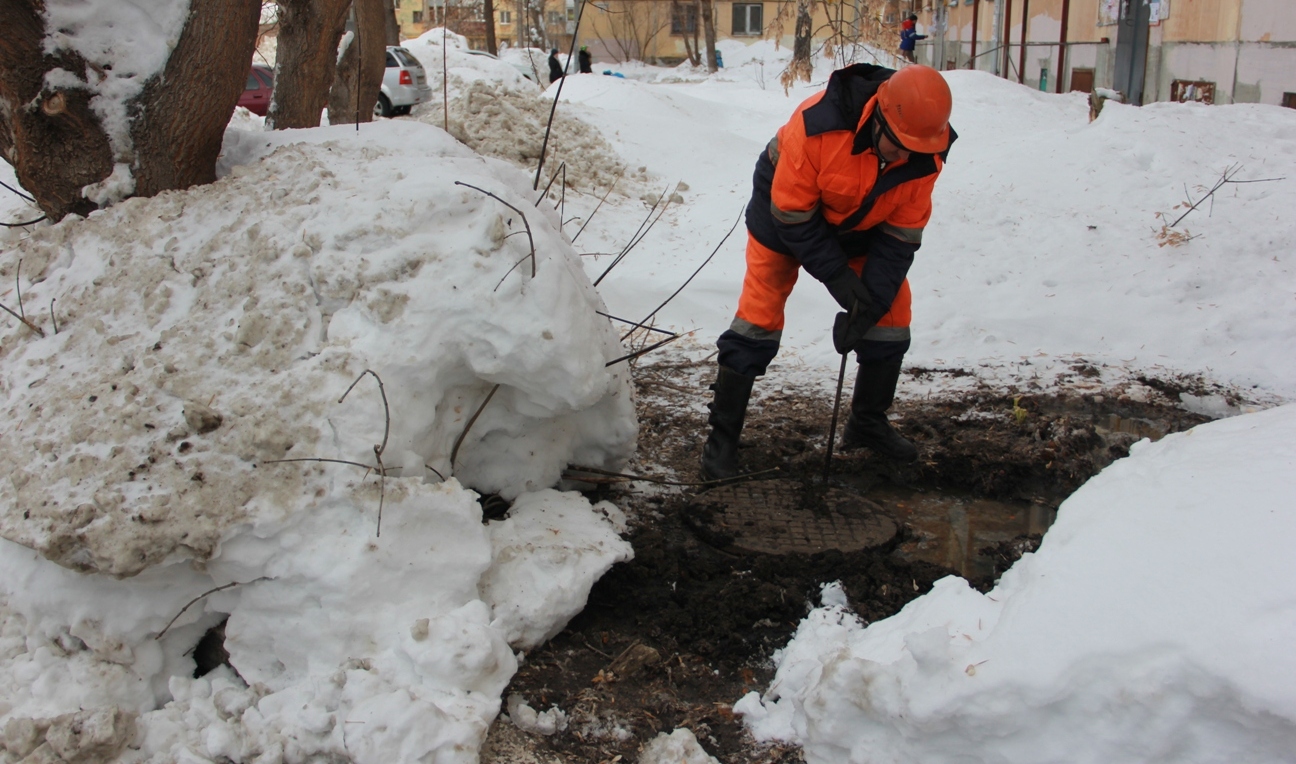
[876,65,952,154]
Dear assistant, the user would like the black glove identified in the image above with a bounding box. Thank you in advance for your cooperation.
[823,269,871,314]
[833,307,873,354]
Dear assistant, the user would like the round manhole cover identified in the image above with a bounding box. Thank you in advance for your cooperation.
[686,479,898,555]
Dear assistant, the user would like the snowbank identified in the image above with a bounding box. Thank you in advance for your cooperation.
[0,118,636,762]
[737,404,1296,763]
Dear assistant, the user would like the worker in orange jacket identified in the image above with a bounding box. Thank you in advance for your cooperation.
[701,64,955,481]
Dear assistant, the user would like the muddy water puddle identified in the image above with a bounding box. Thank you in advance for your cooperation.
[852,483,1055,581]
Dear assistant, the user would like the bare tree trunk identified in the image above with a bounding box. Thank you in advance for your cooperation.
[383,0,401,44]
[484,0,499,54]
[701,0,717,72]
[133,0,261,194]
[0,0,111,221]
[271,0,353,129]
[328,0,387,125]
[780,0,813,90]
[0,0,259,222]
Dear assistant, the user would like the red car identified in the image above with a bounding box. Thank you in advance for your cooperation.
[238,65,274,116]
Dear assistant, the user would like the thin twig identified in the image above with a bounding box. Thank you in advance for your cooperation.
[605,330,695,367]
[16,259,25,319]
[339,369,391,536]
[455,181,538,285]
[155,580,265,640]
[571,171,622,244]
[532,0,589,190]
[339,369,391,457]
[0,179,35,203]
[450,383,500,470]
[0,216,45,228]
[535,161,566,206]
[620,207,742,341]
[0,301,44,337]
[1168,164,1284,228]
[264,456,389,472]
[592,183,673,287]
[596,311,678,337]
[49,298,57,334]
[563,464,781,487]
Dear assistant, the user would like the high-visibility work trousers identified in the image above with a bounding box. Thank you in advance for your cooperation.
[716,233,912,377]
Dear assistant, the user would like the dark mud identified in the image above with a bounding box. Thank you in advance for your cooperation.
[482,357,1217,763]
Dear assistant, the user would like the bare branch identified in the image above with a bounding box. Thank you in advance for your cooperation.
[155,579,267,640]
[455,181,538,285]
[571,171,622,244]
[339,369,390,457]
[605,329,695,367]
[593,182,674,287]
[0,301,44,337]
[451,383,500,470]
[621,206,742,341]
[16,259,25,319]
[597,310,678,337]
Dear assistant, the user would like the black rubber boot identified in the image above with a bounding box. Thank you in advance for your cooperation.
[700,366,756,481]
[841,360,918,463]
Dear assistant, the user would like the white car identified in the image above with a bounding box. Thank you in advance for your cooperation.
[463,49,538,83]
[377,46,432,117]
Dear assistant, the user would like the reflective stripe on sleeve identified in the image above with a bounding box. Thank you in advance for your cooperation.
[730,317,783,342]
[767,135,780,165]
[770,201,819,225]
[863,325,911,342]
[878,222,924,244]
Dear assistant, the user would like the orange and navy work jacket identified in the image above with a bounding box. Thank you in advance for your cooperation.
[745,64,955,326]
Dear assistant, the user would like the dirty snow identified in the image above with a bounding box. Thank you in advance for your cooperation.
[0,116,635,762]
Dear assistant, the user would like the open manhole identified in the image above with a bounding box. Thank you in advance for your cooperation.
[686,478,898,555]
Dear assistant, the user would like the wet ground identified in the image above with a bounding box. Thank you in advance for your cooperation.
[481,355,1224,763]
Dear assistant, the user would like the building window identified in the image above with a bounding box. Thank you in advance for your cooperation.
[499,9,511,23]
[671,2,697,35]
[1171,79,1215,104]
[732,3,762,35]
[412,9,422,22]
[547,10,563,24]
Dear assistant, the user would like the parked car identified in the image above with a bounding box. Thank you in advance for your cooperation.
[463,49,537,83]
[378,46,432,117]
[238,65,274,116]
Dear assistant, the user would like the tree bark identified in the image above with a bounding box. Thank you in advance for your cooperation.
[271,0,353,129]
[132,0,261,196]
[484,0,499,55]
[383,0,401,45]
[328,0,387,125]
[700,0,717,72]
[0,0,259,222]
[0,0,112,221]
[781,0,814,90]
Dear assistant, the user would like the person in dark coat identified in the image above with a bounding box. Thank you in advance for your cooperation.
[899,14,927,63]
[578,46,593,74]
[548,49,564,83]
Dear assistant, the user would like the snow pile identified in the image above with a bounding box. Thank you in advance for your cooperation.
[415,79,636,195]
[0,118,636,762]
[639,728,721,764]
[40,0,191,204]
[736,404,1296,763]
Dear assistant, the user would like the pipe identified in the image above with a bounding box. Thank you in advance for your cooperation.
[1018,0,1029,85]
[970,0,980,69]
[1056,0,1071,93]
[1001,0,1013,80]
